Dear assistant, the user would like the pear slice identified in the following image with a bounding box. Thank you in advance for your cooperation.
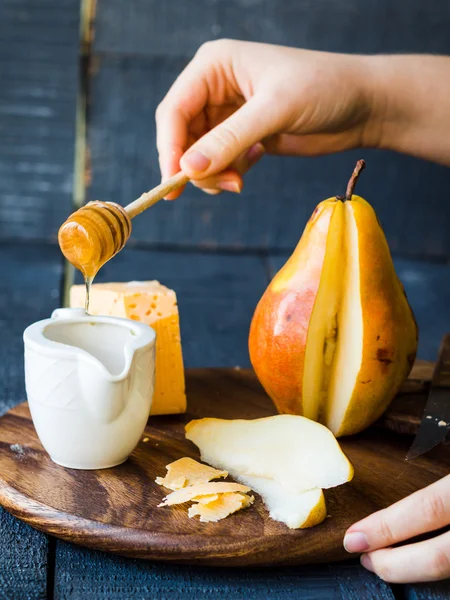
[302,200,344,421]
[185,415,353,494]
[324,201,363,435]
[228,472,326,529]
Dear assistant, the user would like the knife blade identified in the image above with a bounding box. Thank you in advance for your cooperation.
[406,333,450,460]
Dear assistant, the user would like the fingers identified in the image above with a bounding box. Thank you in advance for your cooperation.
[158,139,186,201]
[179,96,279,179]
[360,530,450,583]
[191,169,243,195]
[190,143,265,195]
[156,54,211,199]
[344,474,450,553]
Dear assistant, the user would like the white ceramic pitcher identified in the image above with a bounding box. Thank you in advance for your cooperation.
[23,308,156,469]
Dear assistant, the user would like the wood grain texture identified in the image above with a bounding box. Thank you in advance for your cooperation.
[0,242,63,598]
[269,253,450,361]
[0,368,448,567]
[0,0,79,241]
[87,0,450,257]
[73,248,268,367]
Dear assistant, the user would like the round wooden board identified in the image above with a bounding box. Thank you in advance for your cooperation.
[0,366,447,567]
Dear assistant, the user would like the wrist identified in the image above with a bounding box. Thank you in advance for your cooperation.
[359,55,445,159]
[357,55,395,150]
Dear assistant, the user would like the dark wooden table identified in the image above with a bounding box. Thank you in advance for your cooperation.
[2,0,450,597]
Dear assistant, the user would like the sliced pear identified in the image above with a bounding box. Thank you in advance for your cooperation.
[248,161,418,437]
[325,201,363,434]
[230,472,326,529]
[249,200,340,417]
[185,415,353,494]
[302,200,344,421]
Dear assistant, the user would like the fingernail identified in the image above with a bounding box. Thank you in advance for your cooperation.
[343,532,369,553]
[360,554,374,572]
[246,142,265,166]
[217,180,241,193]
[182,150,211,173]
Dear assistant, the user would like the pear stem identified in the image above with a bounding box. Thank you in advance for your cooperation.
[345,159,365,200]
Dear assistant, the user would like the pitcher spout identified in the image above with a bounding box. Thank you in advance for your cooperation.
[77,355,130,424]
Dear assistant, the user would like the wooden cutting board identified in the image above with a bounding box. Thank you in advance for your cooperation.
[0,364,446,567]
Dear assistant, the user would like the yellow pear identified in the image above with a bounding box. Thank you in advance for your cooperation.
[248,161,418,436]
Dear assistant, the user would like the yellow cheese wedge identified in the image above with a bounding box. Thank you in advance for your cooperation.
[155,457,227,491]
[188,493,254,522]
[158,482,250,507]
[70,281,186,415]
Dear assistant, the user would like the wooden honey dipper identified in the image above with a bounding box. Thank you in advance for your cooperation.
[58,171,189,281]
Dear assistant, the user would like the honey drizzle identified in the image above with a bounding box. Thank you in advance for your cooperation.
[85,275,94,314]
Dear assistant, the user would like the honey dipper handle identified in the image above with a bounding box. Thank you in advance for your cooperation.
[124,171,189,219]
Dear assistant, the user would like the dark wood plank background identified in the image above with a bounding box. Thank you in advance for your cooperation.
[2,0,450,597]
[0,0,78,242]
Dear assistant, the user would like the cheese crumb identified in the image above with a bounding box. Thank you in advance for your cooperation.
[155,457,228,491]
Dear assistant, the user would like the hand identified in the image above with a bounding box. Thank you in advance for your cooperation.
[344,474,450,583]
[156,40,384,198]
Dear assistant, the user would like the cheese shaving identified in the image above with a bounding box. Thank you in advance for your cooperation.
[158,482,250,507]
[188,493,254,522]
[193,494,220,505]
[155,457,227,491]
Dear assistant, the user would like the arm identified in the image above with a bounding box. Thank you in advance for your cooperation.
[156,41,450,198]
[369,54,450,166]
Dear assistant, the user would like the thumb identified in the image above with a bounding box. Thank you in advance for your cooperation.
[180,96,278,178]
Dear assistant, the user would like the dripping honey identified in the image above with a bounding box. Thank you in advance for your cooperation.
[58,201,132,312]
